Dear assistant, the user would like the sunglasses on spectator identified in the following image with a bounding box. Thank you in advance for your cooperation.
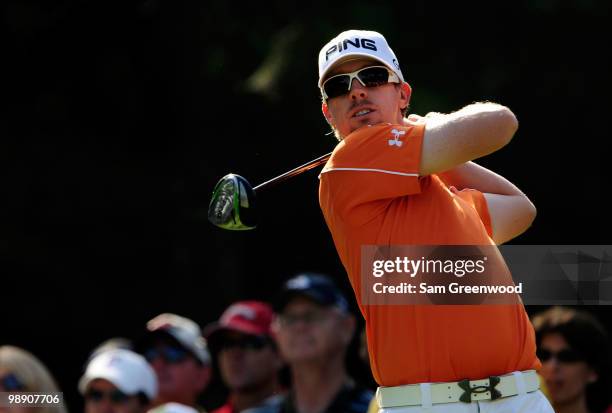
[85,388,130,404]
[219,335,270,351]
[144,346,189,364]
[321,66,400,100]
[0,373,25,391]
[537,348,585,363]
[278,310,331,327]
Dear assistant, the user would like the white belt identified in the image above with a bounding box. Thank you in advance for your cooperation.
[376,370,539,408]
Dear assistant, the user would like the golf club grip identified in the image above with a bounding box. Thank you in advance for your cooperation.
[253,152,332,191]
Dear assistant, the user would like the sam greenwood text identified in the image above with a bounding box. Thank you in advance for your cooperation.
[372,282,523,294]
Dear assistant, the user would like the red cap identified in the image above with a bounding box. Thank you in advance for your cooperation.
[204,301,274,339]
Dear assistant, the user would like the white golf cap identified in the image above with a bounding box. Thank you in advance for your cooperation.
[318,29,404,87]
[148,402,199,413]
[78,349,157,400]
[144,313,211,365]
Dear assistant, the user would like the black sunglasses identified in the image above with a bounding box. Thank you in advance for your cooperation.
[537,348,585,363]
[0,373,25,391]
[144,346,189,364]
[321,65,400,100]
[85,388,130,404]
[218,335,270,351]
[278,310,329,327]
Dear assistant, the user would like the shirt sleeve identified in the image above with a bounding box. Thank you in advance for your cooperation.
[319,123,425,227]
[450,186,493,237]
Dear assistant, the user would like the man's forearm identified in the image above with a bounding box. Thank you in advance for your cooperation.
[415,103,518,177]
[437,161,526,196]
[439,162,536,244]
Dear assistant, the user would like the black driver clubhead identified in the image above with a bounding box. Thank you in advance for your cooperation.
[208,174,257,230]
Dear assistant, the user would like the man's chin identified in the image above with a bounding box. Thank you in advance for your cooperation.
[348,118,385,133]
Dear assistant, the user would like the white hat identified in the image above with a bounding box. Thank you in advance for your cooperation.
[318,29,404,87]
[148,402,199,413]
[79,349,157,400]
[145,313,211,365]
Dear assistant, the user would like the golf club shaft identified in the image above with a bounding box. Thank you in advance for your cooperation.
[253,152,332,191]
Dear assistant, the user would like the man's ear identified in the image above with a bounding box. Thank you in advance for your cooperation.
[400,82,412,110]
[322,102,333,125]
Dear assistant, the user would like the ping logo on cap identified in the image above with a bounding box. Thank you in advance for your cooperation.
[325,37,377,61]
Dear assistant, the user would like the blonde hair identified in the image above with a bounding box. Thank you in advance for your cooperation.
[0,346,69,413]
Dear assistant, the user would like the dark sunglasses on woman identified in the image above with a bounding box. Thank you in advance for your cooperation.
[537,347,585,363]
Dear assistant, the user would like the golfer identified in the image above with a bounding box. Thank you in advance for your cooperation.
[317,29,553,412]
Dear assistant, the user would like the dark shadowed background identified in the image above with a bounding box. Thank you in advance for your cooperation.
[2,0,611,411]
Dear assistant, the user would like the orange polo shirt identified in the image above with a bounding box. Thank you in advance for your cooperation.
[318,123,539,387]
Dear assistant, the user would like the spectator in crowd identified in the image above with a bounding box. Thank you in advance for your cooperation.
[532,306,611,413]
[136,313,211,412]
[79,348,156,413]
[272,273,373,413]
[205,301,284,413]
[0,345,68,413]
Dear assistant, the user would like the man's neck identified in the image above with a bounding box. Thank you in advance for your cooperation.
[290,356,348,413]
[230,380,279,412]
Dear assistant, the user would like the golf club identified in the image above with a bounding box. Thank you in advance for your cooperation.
[208,152,332,230]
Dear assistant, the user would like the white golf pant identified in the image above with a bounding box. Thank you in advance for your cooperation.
[379,389,553,413]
